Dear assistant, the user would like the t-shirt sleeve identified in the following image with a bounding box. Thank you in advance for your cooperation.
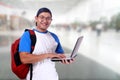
[50,32,64,54]
[55,42,64,54]
[19,31,31,53]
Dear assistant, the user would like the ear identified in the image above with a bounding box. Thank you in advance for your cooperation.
[35,16,37,22]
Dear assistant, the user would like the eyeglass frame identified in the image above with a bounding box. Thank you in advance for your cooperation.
[37,15,52,21]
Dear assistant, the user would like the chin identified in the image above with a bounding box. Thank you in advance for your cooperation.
[43,26,49,29]
[41,27,48,30]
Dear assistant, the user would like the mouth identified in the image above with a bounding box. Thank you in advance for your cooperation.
[41,22,48,26]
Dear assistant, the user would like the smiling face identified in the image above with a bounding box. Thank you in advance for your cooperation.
[35,12,52,32]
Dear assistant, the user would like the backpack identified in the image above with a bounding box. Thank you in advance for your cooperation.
[11,29,36,79]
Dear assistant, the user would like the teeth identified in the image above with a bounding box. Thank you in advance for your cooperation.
[43,24,46,26]
[42,23,46,26]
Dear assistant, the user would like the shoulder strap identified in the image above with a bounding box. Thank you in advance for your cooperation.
[25,29,36,80]
[25,29,36,53]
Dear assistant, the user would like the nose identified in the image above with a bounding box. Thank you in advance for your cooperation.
[42,18,48,23]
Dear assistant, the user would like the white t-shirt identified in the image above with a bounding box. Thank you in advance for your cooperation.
[19,29,64,80]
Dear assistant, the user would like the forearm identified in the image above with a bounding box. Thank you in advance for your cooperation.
[20,52,48,64]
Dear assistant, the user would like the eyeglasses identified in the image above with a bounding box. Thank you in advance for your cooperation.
[38,16,52,21]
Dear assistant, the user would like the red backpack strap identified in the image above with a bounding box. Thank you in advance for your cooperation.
[25,29,36,53]
[25,29,36,80]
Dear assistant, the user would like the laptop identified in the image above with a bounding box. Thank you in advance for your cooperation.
[51,36,83,62]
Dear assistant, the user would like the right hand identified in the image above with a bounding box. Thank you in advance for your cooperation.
[47,53,66,59]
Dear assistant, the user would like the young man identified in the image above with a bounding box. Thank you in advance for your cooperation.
[19,7,74,80]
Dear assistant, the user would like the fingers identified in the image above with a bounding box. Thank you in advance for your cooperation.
[54,54,66,59]
[61,58,75,64]
[58,54,66,58]
[62,59,69,64]
[48,53,66,59]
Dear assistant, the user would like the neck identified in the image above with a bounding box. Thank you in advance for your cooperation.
[36,27,47,32]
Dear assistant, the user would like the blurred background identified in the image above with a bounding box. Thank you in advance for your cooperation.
[0,0,120,80]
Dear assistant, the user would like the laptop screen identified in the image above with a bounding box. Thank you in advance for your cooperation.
[70,36,83,58]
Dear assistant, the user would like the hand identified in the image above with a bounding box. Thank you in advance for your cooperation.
[61,58,75,64]
[47,53,66,59]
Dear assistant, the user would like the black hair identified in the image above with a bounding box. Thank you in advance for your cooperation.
[36,7,52,17]
[35,7,52,26]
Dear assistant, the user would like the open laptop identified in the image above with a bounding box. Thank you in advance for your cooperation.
[51,36,83,62]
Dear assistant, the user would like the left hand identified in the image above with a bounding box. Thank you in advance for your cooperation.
[61,58,75,64]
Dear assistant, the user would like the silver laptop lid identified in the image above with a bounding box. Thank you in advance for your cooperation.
[70,36,83,58]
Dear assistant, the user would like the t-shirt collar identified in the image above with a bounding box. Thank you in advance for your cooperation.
[33,29,48,34]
